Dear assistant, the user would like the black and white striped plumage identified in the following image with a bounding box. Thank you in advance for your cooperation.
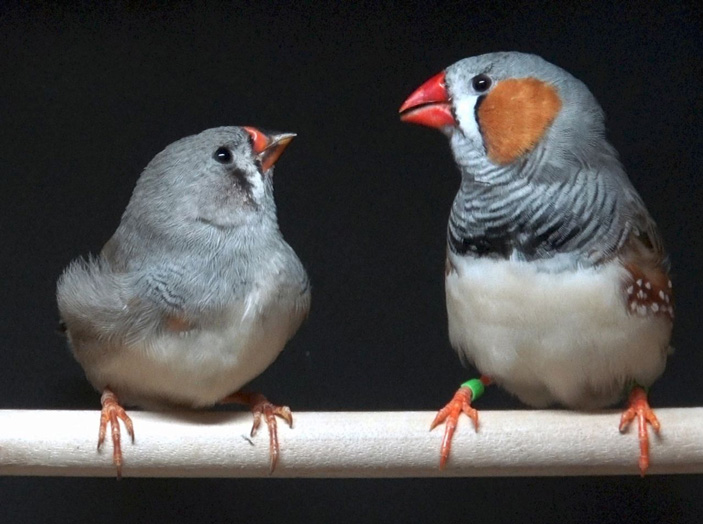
[400,52,672,474]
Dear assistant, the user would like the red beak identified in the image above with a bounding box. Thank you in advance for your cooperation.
[398,71,456,129]
[243,127,296,172]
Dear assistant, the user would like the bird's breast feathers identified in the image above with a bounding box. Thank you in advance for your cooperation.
[444,251,671,410]
[83,270,309,409]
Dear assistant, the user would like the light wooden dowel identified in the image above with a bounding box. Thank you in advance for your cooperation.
[0,409,701,477]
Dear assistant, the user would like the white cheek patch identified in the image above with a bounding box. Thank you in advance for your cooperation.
[453,94,481,141]
[236,157,266,202]
[248,172,266,201]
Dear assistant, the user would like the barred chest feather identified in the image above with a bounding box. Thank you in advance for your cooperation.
[444,251,672,410]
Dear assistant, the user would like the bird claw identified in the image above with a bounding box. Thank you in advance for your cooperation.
[619,386,660,476]
[222,391,292,473]
[97,389,134,480]
[430,386,478,469]
[251,398,292,473]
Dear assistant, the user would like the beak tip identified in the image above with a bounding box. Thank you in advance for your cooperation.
[258,132,296,171]
[398,71,454,128]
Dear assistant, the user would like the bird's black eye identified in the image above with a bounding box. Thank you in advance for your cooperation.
[472,74,492,93]
[214,147,233,164]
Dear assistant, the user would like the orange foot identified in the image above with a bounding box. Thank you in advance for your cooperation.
[431,376,491,469]
[619,386,660,476]
[97,388,135,479]
[221,391,293,473]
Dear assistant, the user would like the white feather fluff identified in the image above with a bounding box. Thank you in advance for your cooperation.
[445,253,671,410]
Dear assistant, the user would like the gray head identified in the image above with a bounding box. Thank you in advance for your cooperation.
[119,126,295,242]
[400,52,614,174]
[400,52,650,268]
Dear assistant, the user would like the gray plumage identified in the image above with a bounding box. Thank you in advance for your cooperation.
[444,52,665,271]
[400,52,673,473]
[400,50,672,409]
[57,126,310,409]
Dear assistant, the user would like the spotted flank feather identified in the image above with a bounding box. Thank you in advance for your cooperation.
[624,264,674,321]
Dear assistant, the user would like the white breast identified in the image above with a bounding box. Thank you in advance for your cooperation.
[83,276,307,409]
[445,253,671,409]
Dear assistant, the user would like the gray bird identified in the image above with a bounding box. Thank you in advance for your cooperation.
[399,52,673,475]
[57,126,310,477]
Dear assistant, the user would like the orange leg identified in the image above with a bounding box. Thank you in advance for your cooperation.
[220,391,293,473]
[619,386,660,476]
[430,376,491,469]
[97,388,134,479]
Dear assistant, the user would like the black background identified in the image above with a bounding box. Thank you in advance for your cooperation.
[2,2,702,523]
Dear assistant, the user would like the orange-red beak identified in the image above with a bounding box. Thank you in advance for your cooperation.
[399,71,456,129]
[243,127,296,172]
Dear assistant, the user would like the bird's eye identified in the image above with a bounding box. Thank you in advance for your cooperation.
[472,74,492,93]
[214,147,233,164]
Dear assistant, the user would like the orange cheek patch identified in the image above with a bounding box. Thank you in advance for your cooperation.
[477,77,562,165]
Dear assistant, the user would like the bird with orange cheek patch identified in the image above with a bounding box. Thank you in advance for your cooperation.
[399,52,673,476]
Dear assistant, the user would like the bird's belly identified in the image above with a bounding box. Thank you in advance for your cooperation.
[445,254,671,409]
[88,303,297,409]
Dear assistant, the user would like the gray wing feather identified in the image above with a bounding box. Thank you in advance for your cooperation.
[57,256,143,344]
[57,255,232,347]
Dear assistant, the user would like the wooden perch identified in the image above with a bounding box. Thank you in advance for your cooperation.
[0,409,702,477]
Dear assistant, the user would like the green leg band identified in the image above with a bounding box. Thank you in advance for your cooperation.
[461,378,485,402]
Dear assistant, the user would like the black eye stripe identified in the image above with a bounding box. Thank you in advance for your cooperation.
[474,94,487,133]
[214,147,233,164]
[229,168,254,195]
